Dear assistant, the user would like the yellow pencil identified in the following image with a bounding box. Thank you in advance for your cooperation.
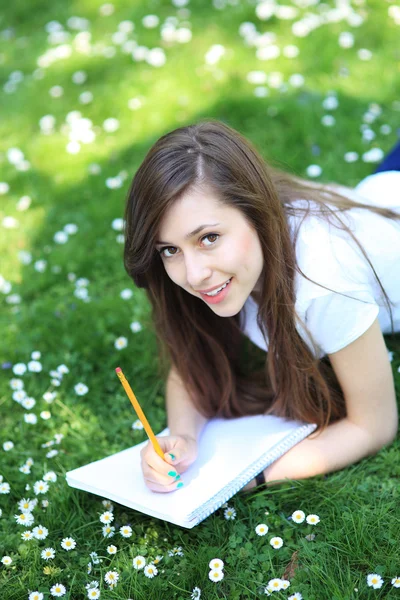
[115,367,166,461]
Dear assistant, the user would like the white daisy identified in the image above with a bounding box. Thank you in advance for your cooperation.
[3,441,14,451]
[268,578,283,591]
[104,570,119,585]
[99,511,114,524]
[43,471,57,482]
[223,506,236,520]
[288,593,303,600]
[28,360,42,372]
[120,289,133,300]
[85,581,99,590]
[367,574,384,589]
[50,583,66,597]
[33,480,49,495]
[209,569,224,582]
[12,363,27,375]
[18,498,36,512]
[29,592,44,600]
[90,552,100,564]
[292,510,305,523]
[74,382,89,395]
[114,336,128,350]
[107,545,117,554]
[255,523,268,536]
[41,547,56,560]
[281,579,291,590]
[111,218,124,231]
[87,589,100,599]
[0,482,10,493]
[306,164,322,178]
[21,530,33,541]
[130,321,142,333]
[24,413,38,424]
[1,556,12,565]
[132,555,146,569]
[32,525,49,540]
[61,537,76,551]
[10,378,24,390]
[15,512,34,526]
[102,525,115,538]
[391,577,400,588]
[144,564,158,578]
[120,525,132,537]
[208,558,224,570]
[132,419,144,430]
[101,500,113,510]
[306,514,320,525]
[269,536,283,549]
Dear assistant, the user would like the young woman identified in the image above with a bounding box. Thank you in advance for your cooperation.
[123,120,400,494]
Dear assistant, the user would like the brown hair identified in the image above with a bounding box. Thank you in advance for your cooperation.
[123,119,399,433]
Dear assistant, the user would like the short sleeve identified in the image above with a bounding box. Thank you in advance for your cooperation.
[305,288,379,356]
[291,205,381,357]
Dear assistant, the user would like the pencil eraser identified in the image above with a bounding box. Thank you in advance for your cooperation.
[115,367,121,373]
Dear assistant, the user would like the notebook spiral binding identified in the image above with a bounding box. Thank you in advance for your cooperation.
[188,423,317,525]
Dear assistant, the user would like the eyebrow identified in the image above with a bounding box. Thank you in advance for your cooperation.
[155,223,221,246]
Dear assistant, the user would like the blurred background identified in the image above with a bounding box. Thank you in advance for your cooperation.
[1,0,400,465]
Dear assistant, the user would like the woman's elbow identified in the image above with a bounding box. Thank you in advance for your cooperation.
[374,418,398,451]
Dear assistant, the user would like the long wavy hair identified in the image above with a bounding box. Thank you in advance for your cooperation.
[123,119,399,434]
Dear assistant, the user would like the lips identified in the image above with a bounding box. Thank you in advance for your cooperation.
[198,278,231,294]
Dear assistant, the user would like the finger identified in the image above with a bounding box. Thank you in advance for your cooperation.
[142,460,181,487]
[143,465,184,493]
[144,441,181,478]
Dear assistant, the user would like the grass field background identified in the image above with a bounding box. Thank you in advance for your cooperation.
[1,0,400,598]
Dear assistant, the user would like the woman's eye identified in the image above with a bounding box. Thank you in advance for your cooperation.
[158,233,220,258]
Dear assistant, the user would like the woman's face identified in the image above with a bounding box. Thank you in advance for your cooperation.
[155,188,264,316]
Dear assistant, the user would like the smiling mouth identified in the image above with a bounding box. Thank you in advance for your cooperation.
[200,277,232,297]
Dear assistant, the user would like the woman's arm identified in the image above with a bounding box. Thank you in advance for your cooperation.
[166,367,208,442]
[251,318,398,486]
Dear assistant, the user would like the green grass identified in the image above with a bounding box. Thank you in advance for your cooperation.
[1,0,400,598]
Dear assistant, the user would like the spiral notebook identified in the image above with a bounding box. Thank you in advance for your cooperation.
[66,415,316,529]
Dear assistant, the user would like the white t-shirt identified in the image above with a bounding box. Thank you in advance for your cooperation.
[239,171,400,358]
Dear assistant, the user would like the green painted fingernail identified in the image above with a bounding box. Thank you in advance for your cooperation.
[175,474,181,480]
[169,453,176,460]
[168,471,177,477]
[176,482,184,488]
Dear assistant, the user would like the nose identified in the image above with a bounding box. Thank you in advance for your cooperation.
[184,252,213,289]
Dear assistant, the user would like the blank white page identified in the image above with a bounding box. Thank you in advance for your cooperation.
[66,414,316,528]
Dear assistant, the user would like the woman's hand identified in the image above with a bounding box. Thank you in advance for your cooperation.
[140,434,198,493]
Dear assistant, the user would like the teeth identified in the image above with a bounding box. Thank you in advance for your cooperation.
[205,279,231,297]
